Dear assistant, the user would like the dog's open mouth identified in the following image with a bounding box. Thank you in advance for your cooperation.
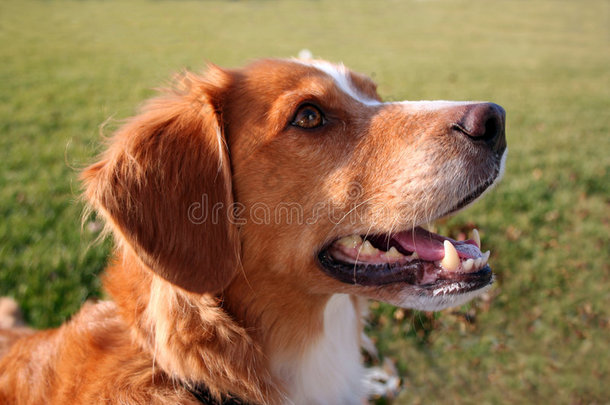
[318,226,493,295]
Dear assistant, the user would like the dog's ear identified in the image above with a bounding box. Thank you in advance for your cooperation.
[82,67,239,294]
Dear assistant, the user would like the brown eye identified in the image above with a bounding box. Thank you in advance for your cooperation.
[291,104,325,129]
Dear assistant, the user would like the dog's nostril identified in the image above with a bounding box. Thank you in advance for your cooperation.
[454,103,506,153]
[484,115,501,140]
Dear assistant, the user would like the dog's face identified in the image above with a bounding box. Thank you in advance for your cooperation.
[84,58,506,311]
[223,59,506,310]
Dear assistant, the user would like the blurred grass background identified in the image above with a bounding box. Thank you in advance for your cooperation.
[0,0,608,403]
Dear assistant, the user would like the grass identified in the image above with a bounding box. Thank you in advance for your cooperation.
[0,0,608,403]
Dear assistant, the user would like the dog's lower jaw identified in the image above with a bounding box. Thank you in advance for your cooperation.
[352,276,494,313]
[268,294,365,405]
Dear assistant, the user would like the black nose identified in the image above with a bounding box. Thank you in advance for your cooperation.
[453,103,506,154]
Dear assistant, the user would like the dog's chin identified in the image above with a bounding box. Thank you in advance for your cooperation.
[359,277,494,312]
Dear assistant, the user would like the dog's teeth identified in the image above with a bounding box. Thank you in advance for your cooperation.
[360,240,379,256]
[472,228,481,248]
[386,246,404,259]
[463,258,474,272]
[441,240,460,272]
[474,258,483,268]
[482,250,490,264]
[411,251,419,259]
[337,235,363,248]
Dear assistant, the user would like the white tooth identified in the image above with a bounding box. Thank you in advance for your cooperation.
[411,251,419,259]
[472,228,481,248]
[338,235,363,248]
[386,247,404,260]
[474,258,483,269]
[360,240,379,256]
[441,240,460,272]
[482,250,491,264]
[463,259,474,272]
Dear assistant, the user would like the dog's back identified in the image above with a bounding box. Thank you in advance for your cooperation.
[0,298,31,359]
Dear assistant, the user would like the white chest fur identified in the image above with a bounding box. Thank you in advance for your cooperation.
[273,294,365,404]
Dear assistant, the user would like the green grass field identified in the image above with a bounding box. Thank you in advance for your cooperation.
[1,0,608,403]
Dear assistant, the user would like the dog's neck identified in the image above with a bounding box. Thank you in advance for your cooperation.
[105,252,365,404]
[105,253,276,403]
[268,294,365,404]
[225,276,365,405]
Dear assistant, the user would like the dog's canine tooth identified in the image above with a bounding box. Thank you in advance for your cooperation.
[472,228,481,248]
[360,240,379,256]
[441,240,460,272]
[482,250,490,264]
[385,246,404,259]
[337,235,363,248]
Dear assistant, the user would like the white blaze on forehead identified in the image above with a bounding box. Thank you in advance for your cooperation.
[297,48,313,60]
[294,60,484,112]
[294,59,381,106]
[396,100,482,111]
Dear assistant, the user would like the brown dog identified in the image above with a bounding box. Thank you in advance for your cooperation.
[0,58,506,404]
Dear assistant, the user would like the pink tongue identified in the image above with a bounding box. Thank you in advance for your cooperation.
[392,227,481,261]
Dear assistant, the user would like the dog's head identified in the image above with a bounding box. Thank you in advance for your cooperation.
[84,58,506,311]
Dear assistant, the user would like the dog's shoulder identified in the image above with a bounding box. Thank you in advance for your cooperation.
[0,300,199,404]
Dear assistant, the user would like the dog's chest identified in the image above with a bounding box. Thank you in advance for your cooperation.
[272,294,364,405]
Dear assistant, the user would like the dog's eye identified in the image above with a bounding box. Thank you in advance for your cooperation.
[291,104,325,129]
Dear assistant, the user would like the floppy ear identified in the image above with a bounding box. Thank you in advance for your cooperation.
[82,67,239,294]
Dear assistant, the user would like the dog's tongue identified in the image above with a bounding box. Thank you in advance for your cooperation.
[392,227,482,261]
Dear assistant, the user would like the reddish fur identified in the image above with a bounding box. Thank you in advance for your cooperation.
[0,59,500,404]
[81,68,239,295]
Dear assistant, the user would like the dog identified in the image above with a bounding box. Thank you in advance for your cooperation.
[0,58,506,404]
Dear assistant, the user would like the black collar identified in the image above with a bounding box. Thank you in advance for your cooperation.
[187,383,248,405]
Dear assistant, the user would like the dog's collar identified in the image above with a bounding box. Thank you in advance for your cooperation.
[187,383,248,405]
